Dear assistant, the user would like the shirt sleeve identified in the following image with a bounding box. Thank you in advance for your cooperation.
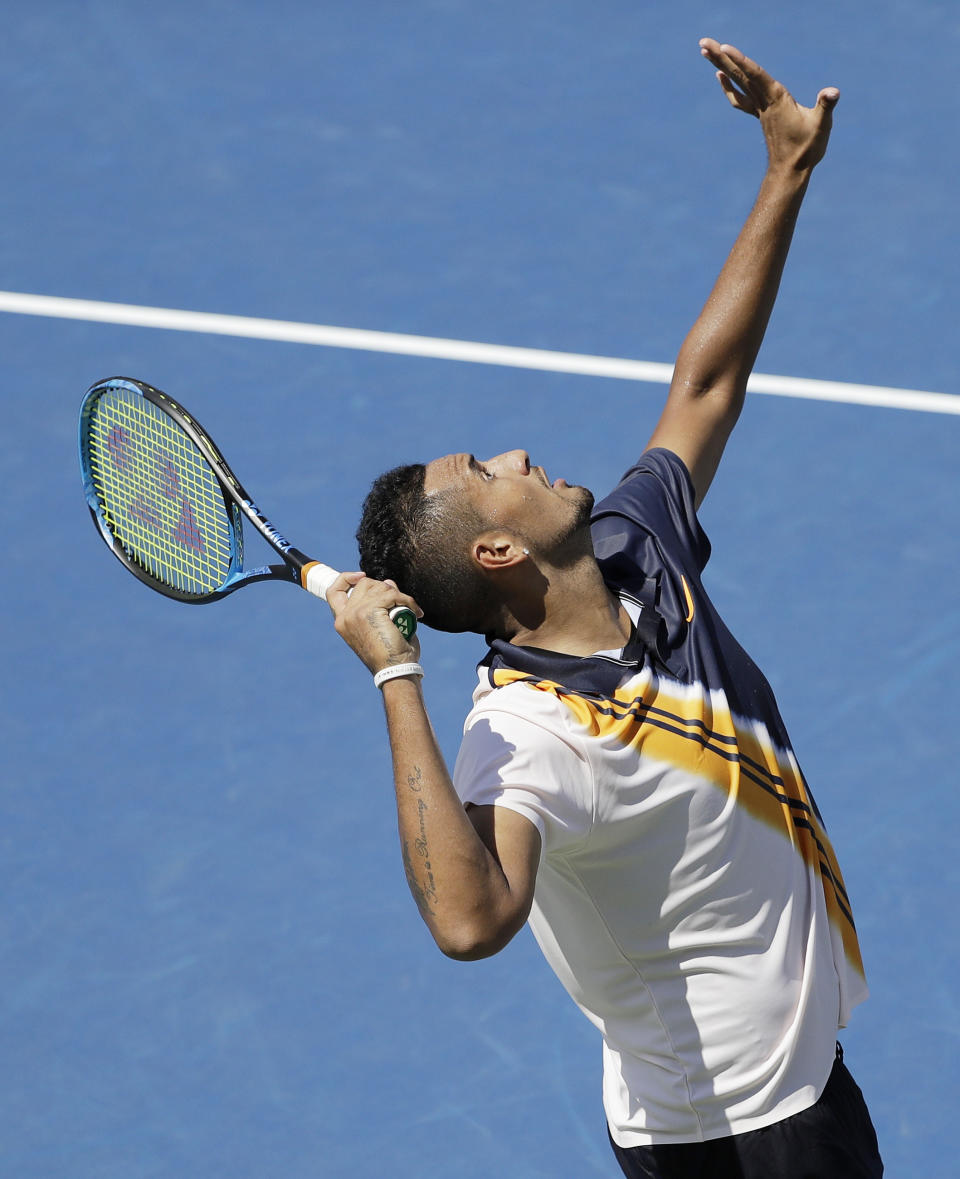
[452,699,594,857]
[591,447,711,576]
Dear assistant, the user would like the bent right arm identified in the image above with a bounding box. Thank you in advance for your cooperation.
[380,673,541,959]
[327,573,541,959]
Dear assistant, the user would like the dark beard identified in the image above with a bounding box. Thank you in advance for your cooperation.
[573,485,595,528]
[549,485,596,567]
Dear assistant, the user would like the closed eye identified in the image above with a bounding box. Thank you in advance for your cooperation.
[468,454,494,480]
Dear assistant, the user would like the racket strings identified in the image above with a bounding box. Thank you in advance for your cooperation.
[87,390,234,594]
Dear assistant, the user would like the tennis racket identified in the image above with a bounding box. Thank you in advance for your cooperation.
[78,376,417,637]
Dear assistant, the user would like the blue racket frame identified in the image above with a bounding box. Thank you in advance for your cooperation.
[79,377,308,604]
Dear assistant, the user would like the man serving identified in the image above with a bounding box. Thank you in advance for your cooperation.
[327,39,883,1178]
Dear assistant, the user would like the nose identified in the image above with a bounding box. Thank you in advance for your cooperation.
[487,449,530,474]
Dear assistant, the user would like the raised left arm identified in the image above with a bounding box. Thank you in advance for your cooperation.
[646,39,840,507]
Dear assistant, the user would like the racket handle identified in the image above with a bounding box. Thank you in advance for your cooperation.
[302,562,418,638]
[302,561,340,599]
[388,606,418,640]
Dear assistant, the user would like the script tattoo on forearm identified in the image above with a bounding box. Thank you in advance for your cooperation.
[401,765,437,917]
[368,610,405,660]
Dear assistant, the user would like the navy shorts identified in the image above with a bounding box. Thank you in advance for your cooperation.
[609,1046,883,1179]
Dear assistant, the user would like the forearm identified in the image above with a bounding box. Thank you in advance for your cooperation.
[671,162,812,404]
[380,677,528,959]
[325,571,535,957]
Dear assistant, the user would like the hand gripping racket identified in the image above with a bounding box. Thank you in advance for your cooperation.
[78,376,417,637]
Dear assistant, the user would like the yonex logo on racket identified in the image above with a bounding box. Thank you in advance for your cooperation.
[154,451,204,550]
[79,376,414,635]
[243,500,293,553]
[101,431,210,557]
[171,498,205,552]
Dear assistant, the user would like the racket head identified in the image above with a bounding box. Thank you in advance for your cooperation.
[79,377,244,603]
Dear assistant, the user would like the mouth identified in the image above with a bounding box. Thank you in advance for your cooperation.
[536,464,566,490]
[533,462,570,490]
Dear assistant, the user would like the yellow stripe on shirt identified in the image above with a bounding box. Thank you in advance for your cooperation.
[490,666,865,977]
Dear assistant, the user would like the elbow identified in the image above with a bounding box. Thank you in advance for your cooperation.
[439,941,497,962]
[432,914,524,962]
[670,371,747,418]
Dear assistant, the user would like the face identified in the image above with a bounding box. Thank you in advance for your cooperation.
[423,449,594,556]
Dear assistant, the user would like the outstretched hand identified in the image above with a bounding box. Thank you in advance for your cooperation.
[700,38,839,171]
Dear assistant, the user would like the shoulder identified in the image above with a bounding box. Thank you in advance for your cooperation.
[454,682,594,851]
[592,446,711,576]
[594,446,697,521]
[463,677,586,754]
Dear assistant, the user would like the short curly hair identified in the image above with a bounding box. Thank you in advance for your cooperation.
[356,463,498,634]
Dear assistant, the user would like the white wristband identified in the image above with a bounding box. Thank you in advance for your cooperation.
[373,662,424,689]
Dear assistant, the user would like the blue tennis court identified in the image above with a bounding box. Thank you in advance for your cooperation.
[2,2,957,1175]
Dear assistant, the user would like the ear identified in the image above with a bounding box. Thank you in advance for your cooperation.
[472,532,529,573]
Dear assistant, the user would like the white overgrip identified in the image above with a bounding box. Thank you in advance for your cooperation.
[302,561,340,600]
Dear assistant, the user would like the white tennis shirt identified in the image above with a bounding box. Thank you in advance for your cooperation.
[452,449,867,1147]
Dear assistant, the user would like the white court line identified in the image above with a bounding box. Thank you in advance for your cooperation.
[2,289,957,416]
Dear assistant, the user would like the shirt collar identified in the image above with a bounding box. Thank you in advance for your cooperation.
[480,576,670,697]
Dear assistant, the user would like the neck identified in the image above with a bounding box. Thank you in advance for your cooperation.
[501,553,631,657]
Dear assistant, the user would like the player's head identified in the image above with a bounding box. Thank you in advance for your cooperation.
[356,450,593,635]
[356,461,494,633]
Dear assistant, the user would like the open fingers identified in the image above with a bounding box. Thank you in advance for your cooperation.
[717,70,758,117]
[700,37,781,112]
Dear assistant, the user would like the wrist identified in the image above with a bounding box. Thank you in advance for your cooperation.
[763,157,816,188]
[373,662,424,689]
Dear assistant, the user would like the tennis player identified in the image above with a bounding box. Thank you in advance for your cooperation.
[328,39,883,1178]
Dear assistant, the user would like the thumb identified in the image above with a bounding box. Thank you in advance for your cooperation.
[816,86,840,111]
